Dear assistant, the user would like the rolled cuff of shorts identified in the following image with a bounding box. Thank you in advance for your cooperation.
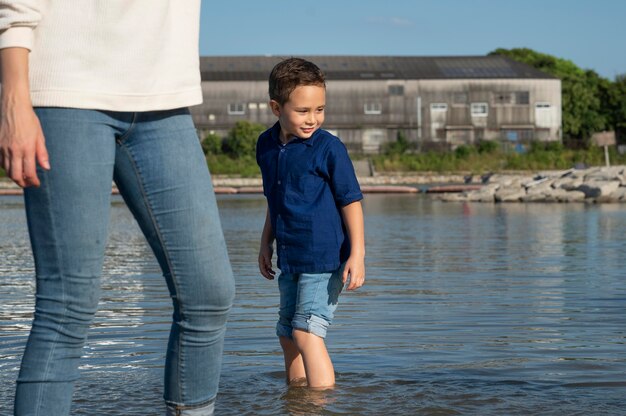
[276,321,293,339]
[292,314,330,339]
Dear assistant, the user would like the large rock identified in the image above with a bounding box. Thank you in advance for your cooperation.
[584,166,625,182]
[576,180,621,198]
[495,188,527,202]
[609,187,626,201]
[554,189,586,202]
[552,177,584,191]
[521,193,549,202]
[526,180,555,195]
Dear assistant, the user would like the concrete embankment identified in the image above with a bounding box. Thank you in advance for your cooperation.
[0,176,424,195]
[435,166,626,203]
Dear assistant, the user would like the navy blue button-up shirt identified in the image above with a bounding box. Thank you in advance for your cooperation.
[256,122,363,273]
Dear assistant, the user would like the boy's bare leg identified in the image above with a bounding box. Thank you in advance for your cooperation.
[279,336,307,384]
[292,329,335,388]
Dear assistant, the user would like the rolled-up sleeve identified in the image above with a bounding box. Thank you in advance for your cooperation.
[0,1,41,50]
[325,140,363,207]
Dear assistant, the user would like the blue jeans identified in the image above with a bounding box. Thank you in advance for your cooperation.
[276,265,345,339]
[15,108,235,416]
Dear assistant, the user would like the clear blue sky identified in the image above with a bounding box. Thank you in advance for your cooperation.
[199,0,625,80]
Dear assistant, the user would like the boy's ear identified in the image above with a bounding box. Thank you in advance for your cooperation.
[270,100,281,117]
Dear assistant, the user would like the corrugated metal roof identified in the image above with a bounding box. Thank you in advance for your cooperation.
[199,55,555,81]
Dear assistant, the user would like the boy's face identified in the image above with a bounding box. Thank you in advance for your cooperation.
[270,85,325,142]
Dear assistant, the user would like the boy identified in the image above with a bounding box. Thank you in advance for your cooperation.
[256,57,365,388]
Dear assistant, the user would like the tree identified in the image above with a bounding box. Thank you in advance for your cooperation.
[609,74,626,142]
[490,48,609,142]
[223,120,267,158]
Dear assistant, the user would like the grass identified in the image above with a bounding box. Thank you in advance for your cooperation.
[370,143,626,174]
[2,144,624,180]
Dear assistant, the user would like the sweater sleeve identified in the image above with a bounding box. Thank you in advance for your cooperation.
[0,1,41,50]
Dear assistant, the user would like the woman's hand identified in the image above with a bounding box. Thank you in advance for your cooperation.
[0,47,49,188]
[0,101,48,187]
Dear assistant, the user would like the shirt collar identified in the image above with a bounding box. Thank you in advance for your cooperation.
[270,121,320,147]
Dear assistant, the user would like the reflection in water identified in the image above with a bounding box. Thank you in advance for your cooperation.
[1,194,625,415]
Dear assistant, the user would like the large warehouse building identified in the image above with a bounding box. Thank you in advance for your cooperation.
[191,55,561,153]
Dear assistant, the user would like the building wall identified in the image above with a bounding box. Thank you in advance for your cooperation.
[192,77,562,153]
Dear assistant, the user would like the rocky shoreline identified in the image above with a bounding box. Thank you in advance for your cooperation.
[435,166,626,203]
[2,167,626,202]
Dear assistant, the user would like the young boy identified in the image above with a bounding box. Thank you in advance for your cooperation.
[256,57,365,388]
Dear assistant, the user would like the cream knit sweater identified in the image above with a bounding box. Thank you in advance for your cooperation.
[0,0,203,111]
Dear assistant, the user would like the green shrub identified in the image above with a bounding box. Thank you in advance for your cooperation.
[206,154,260,177]
[477,140,499,154]
[201,133,223,155]
[383,131,410,155]
[223,120,267,158]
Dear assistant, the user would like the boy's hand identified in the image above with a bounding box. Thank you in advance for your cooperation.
[258,244,276,280]
[342,255,365,290]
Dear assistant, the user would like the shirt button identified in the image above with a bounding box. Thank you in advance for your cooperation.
[281,245,286,249]
[280,149,285,153]
[277,180,282,185]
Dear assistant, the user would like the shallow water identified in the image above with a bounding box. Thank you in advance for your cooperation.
[1,194,625,415]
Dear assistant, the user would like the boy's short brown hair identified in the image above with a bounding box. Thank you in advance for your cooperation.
[269,57,326,105]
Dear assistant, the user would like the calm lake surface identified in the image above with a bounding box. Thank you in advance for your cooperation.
[1,193,625,415]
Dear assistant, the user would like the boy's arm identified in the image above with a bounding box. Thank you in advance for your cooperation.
[258,207,276,280]
[340,200,365,290]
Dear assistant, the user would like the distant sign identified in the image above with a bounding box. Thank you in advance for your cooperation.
[591,131,616,146]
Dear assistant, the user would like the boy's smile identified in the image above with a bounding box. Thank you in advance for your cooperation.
[270,85,326,143]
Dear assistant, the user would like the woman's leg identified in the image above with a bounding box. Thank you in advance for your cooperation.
[15,109,118,416]
[112,109,234,414]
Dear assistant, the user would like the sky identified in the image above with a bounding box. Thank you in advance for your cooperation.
[199,0,626,80]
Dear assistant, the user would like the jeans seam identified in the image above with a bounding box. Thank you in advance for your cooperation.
[116,140,187,401]
[31,175,66,414]
[115,112,138,144]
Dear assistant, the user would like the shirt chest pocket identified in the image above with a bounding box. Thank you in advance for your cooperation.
[287,173,321,201]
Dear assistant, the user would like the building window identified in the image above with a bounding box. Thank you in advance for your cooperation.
[503,129,534,141]
[258,103,268,110]
[228,103,245,115]
[453,92,468,104]
[208,114,216,121]
[430,103,448,111]
[515,91,530,105]
[493,91,530,105]
[493,92,512,105]
[535,102,551,109]
[388,85,404,96]
[364,103,382,115]
[471,102,488,117]
[248,103,258,109]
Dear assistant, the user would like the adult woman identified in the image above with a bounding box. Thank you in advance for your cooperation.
[0,2,235,415]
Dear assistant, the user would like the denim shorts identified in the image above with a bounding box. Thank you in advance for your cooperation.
[276,264,345,339]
